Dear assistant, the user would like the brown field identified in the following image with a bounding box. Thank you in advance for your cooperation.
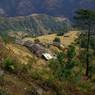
[23,31,79,46]
[6,44,33,64]
[6,44,47,69]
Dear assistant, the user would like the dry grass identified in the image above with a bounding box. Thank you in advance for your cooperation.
[6,44,33,64]
[23,31,79,46]
[5,31,79,65]
[5,44,47,69]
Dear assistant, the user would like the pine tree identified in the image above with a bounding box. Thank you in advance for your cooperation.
[74,9,95,77]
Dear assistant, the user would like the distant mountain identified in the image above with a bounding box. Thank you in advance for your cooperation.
[0,14,71,36]
[0,0,95,18]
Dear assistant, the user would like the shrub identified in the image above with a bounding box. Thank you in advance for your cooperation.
[57,30,64,36]
[34,39,40,43]
[49,45,81,81]
[53,37,61,43]
[0,89,9,95]
[3,58,15,71]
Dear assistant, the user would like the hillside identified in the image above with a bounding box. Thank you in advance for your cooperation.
[0,0,95,18]
[0,14,71,37]
[23,31,79,47]
[0,30,95,95]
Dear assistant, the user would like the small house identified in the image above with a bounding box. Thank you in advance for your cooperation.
[42,53,53,60]
[23,40,54,60]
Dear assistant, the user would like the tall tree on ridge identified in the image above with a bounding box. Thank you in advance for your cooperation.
[74,9,95,77]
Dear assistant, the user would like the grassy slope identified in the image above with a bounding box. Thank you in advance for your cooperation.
[5,31,79,66]
[1,31,95,95]
[23,31,79,47]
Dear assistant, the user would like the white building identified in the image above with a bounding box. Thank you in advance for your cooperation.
[42,53,53,60]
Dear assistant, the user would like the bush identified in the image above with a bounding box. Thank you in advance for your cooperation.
[34,39,40,43]
[0,89,9,95]
[49,45,81,81]
[57,30,64,36]
[53,37,61,43]
[3,58,15,71]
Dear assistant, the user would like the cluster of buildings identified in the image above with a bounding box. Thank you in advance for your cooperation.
[16,39,54,60]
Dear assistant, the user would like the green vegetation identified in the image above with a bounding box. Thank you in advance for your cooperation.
[3,57,16,71]
[0,35,95,95]
[0,89,9,95]
[74,9,95,77]
[53,37,61,43]
[0,5,95,95]
[49,45,80,81]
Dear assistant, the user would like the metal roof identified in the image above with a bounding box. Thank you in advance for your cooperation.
[42,53,53,60]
